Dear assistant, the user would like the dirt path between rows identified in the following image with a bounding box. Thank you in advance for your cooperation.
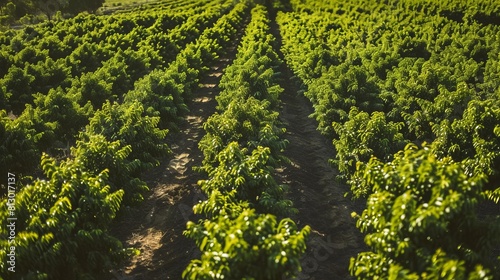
[276,75,366,280]
[269,18,367,279]
[109,31,245,279]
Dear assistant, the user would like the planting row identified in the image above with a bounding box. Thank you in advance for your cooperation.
[183,4,309,279]
[0,0,233,115]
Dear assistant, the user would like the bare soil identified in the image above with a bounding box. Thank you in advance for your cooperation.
[269,17,366,279]
[276,68,366,279]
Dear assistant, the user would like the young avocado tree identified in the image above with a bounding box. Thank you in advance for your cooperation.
[0,154,128,279]
[350,144,500,279]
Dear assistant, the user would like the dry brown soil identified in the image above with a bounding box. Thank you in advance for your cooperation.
[110,54,238,280]
[276,65,366,279]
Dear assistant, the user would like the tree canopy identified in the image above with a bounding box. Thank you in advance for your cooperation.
[1,0,104,22]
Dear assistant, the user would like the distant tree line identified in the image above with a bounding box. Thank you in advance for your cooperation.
[0,0,104,22]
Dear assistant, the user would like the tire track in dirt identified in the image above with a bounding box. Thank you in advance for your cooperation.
[110,28,246,280]
[269,19,367,279]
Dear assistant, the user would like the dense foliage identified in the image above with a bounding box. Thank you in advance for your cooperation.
[0,154,126,279]
[277,0,500,277]
[2,0,499,278]
[0,0,233,188]
[350,144,500,279]
[0,0,105,23]
[0,0,251,278]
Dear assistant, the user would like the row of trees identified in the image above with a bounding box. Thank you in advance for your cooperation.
[0,0,251,278]
[183,4,310,279]
[278,0,500,278]
[0,0,233,185]
[0,0,232,113]
[0,0,104,23]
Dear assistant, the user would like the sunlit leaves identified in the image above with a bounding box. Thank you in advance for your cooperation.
[199,142,295,217]
[86,100,169,172]
[184,209,309,280]
[0,154,125,279]
[350,144,500,279]
[333,107,407,182]
[184,4,308,279]
[278,4,500,279]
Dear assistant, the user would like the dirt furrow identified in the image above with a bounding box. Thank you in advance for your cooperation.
[277,83,366,279]
[110,36,244,280]
[270,19,366,280]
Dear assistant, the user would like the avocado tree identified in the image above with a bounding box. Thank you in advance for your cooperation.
[0,154,127,279]
[350,144,500,279]
[184,209,309,280]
